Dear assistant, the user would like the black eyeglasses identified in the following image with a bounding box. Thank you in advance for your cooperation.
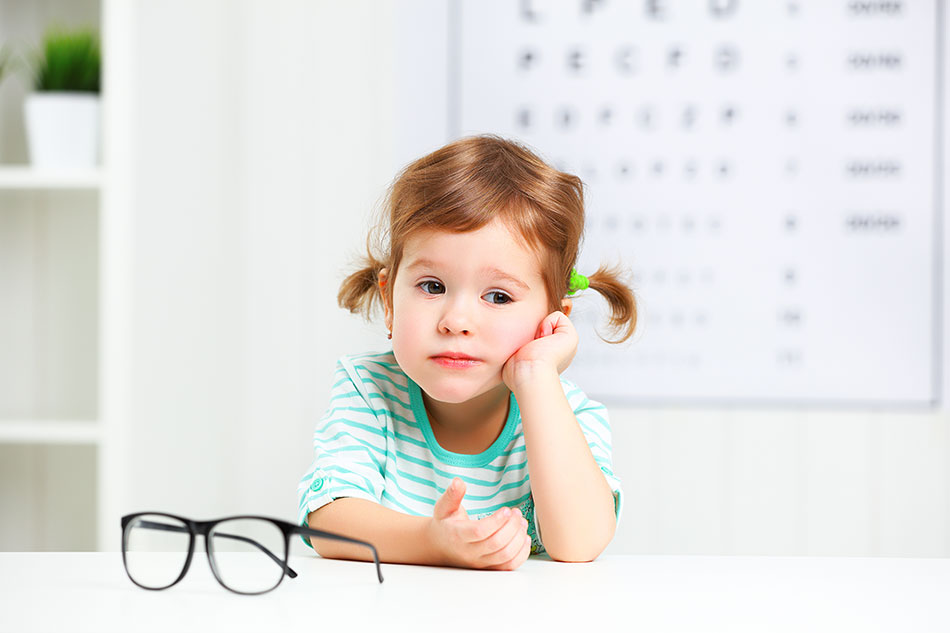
[121,512,383,595]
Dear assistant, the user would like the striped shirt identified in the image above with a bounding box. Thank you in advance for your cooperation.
[297,351,622,555]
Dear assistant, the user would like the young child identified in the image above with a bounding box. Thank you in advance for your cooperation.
[298,135,636,569]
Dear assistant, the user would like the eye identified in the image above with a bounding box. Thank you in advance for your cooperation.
[418,280,445,295]
[483,291,512,305]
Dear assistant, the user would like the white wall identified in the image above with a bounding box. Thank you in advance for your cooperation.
[124,0,394,528]
[118,0,950,557]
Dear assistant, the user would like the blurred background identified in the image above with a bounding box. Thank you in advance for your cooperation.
[0,0,947,558]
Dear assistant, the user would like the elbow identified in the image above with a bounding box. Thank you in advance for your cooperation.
[546,545,606,563]
[307,508,344,559]
[544,518,615,563]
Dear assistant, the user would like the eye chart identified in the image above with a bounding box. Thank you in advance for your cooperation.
[399,0,943,406]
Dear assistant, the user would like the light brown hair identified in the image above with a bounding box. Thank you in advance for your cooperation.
[338,134,637,343]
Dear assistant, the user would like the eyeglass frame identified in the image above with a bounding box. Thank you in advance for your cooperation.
[120,512,384,595]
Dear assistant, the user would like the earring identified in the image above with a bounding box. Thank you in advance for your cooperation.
[387,330,392,340]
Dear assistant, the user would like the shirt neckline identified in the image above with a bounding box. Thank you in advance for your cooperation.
[407,378,519,467]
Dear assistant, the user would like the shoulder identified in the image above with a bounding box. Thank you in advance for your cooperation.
[558,376,607,416]
[335,350,410,397]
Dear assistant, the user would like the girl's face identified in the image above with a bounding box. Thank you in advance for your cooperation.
[383,219,556,404]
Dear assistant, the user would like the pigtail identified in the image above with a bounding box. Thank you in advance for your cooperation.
[337,255,385,318]
[586,264,637,344]
[338,193,392,319]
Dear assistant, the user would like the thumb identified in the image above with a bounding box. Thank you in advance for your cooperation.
[433,478,465,519]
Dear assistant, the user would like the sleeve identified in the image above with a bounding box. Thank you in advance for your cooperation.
[562,380,624,528]
[297,360,388,548]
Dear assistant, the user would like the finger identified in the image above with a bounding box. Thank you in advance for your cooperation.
[485,531,532,571]
[459,505,520,543]
[535,314,554,338]
[549,311,571,334]
[433,478,465,520]
[476,515,528,565]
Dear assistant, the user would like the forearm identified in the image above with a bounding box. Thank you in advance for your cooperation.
[307,497,442,566]
[514,365,616,562]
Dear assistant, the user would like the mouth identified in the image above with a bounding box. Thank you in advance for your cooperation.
[430,352,482,369]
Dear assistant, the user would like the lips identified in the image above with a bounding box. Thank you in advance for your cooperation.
[430,352,482,369]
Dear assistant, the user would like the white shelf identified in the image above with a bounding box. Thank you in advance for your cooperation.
[0,420,101,445]
[0,167,103,190]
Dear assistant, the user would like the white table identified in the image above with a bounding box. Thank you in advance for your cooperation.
[0,553,947,632]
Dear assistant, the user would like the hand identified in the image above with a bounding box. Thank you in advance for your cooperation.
[426,478,531,571]
[502,310,578,392]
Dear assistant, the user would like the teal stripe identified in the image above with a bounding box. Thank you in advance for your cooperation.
[452,475,531,501]
[321,439,386,469]
[323,395,418,427]
[358,351,398,362]
[381,489,419,515]
[333,375,409,400]
[325,483,378,504]
[323,459,381,478]
[391,429,428,450]
[319,429,386,453]
[318,425,425,467]
[587,441,611,462]
[322,464,379,497]
[389,465,529,500]
[467,491,532,515]
[576,419,610,454]
[325,405,381,417]
[324,403,420,431]
[332,389,412,412]
[565,386,585,402]
[357,354,401,368]
[325,471,376,497]
[577,402,609,429]
[317,417,388,440]
[385,477,438,507]
[390,444,527,474]
[394,449,512,487]
[361,368,409,393]
[391,467,439,491]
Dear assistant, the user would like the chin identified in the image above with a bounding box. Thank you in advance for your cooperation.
[417,370,503,405]
[419,381,482,404]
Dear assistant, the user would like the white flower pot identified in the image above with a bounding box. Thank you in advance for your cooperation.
[24,92,100,168]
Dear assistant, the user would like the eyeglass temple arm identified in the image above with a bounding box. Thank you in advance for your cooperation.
[297,525,384,584]
[134,520,299,579]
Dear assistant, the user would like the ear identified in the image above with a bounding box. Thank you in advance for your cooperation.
[378,268,393,330]
[560,297,572,317]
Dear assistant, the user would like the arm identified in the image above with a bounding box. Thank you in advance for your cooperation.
[503,311,616,562]
[308,483,531,570]
[514,365,616,562]
[308,498,443,565]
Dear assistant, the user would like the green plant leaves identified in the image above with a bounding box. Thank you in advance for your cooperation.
[34,28,100,93]
[0,46,10,86]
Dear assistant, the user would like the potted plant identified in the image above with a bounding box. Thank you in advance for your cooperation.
[23,27,101,168]
[0,46,10,87]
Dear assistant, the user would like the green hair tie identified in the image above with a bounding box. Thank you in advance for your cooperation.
[567,268,589,295]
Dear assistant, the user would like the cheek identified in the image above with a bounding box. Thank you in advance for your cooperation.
[489,314,540,356]
[390,297,425,361]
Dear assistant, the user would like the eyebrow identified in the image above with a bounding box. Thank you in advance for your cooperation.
[404,258,531,292]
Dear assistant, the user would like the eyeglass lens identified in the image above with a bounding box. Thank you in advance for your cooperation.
[207,518,286,594]
[123,514,191,590]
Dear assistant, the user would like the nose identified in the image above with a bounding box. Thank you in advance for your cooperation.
[438,298,473,336]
